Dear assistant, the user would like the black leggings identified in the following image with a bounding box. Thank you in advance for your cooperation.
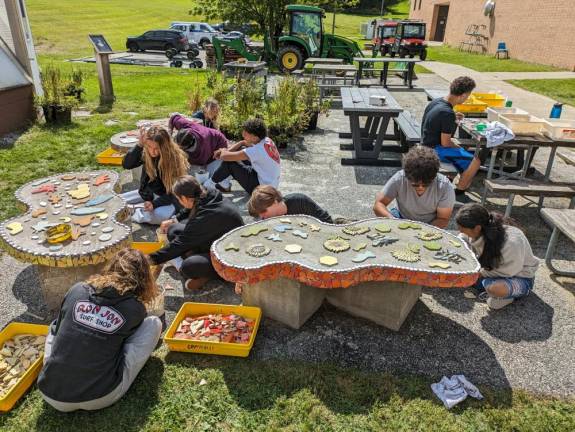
[211,161,260,194]
[167,223,218,280]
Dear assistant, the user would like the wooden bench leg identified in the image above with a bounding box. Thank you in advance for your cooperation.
[545,227,575,277]
[505,194,515,217]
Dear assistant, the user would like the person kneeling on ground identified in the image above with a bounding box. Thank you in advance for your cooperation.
[150,175,244,291]
[247,185,333,223]
[37,248,162,412]
[456,203,539,310]
[206,118,281,194]
[122,126,190,225]
[192,98,220,130]
[373,146,455,229]
[421,76,482,201]
[169,112,231,192]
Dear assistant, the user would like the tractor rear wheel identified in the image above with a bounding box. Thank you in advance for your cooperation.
[278,45,303,74]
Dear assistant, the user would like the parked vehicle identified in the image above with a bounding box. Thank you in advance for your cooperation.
[220,31,251,44]
[371,20,398,57]
[170,22,219,49]
[126,30,188,53]
[389,21,427,60]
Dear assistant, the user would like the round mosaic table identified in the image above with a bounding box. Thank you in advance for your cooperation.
[0,170,131,313]
[211,216,480,330]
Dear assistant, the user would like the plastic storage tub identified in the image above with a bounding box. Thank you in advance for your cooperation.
[96,147,124,166]
[0,323,49,412]
[487,107,528,123]
[454,96,488,113]
[472,93,506,107]
[542,119,575,142]
[164,302,262,357]
[499,113,545,136]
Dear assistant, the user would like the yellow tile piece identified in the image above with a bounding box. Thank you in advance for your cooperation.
[319,256,338,267]
[96,212,109,220]
[285,244,302,254]
[5,222,23,235]
[428,261,451,269]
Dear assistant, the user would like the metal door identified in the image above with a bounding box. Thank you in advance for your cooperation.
[433,5,449,41]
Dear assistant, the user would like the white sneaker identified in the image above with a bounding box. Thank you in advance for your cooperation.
[203,178,217,191]
[486,297,514,310]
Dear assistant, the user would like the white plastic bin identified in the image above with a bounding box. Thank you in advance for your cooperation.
[486,107,528,123]
[542,119,575,142]
[499,114,545,136]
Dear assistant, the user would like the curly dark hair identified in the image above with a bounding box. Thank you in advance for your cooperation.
[402,146,440,185]
[450,76,476,96]
[243,118,267,140]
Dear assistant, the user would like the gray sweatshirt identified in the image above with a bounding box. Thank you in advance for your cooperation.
[460,225,539,279]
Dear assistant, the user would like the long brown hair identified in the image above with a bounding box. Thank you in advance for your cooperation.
[87,248,157,303]
[142,126,189,194]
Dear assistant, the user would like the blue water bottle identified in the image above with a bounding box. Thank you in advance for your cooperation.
[550,103,563,119]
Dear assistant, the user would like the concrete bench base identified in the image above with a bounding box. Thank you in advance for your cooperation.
[38,263,106,314]
[242,278,422,331]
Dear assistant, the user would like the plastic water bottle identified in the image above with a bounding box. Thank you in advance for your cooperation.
[550,103,563,119]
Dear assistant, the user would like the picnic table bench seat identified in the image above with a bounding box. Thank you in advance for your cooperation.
[392,112,420,151]
[540,208,575,277]
[485,179,575,217]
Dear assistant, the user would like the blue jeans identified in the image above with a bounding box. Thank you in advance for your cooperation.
[474,277,534,300]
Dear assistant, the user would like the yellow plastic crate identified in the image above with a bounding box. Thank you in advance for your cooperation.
[472,92,506,108]
[0,322,50,412]
[96,147,124,166]
[131,241,164,254]
[455,96,488,113]
[164,302,262,357]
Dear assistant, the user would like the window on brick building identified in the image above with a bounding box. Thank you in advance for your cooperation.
[418,0,422,10]
[414,0,417,10]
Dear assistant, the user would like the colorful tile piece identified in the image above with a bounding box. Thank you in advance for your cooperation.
[279,218,292,224]
[85,194,114,207]
[449,239,462,248]
[241,226,269,237]
[309,224,321,232]
[428,261,451,269]
[31,208,47,218]
[246,244,271,257]
[60,175,76,181]
[323,237,350,253]
[95,212,109,220]
[367,233,399,247]
[352,242,367,251]
[70,207,105,216]
[99,233,112,242]
[374,223,391,233]
[292,230,308,239]
[93,174,111,186]
[285,244,302,254]
[266,233,282,242]
[72,216,93,227]
[351,251,376,263]
[5,222,23,235]
[224,243,240,251]
[31,184,56,194]
[422,241,442,251]
[342,225,369,236]
[434,250,466,264]
[391,249,421,263]
[273,224,292,233]
[319,256,338,267]
[398,222,421,230]
[418,231,443,241]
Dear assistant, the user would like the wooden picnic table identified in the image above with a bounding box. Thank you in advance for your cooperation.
[223,61,268,81]
[459,120,575,213]
[340,87,403,166]
[305,57,344,65]
[312,63,357,78]
[354,57,421,89]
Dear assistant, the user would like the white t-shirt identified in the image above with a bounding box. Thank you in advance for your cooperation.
[244,137,281,188]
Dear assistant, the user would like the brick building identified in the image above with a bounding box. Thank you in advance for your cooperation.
[409,0,575,70]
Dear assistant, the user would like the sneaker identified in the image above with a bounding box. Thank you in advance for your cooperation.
[486,297,514,310]
[455,193,471,204]
[202,178,217,191]
[184,277,210,291]
[215,183,232,193]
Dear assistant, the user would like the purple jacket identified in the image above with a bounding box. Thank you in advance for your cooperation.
[169,114,228,165]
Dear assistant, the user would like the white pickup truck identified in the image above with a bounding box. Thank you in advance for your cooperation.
[170,22,219,49]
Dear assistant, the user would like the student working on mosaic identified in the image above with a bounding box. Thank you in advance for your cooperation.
[122,126,190,225]
[192,98,220,130]
[37,248,162,412]
[373,146,455,229]
[456,203,539,310]
[150,175,244,291]
[421,76,482,202]
[247,185,333,223]
[169,112,231,192]
[205,118,281,194]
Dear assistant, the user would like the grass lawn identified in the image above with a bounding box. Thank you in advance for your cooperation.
[427,46,562,73]
[506,79,575,108]
[1,349,574,431]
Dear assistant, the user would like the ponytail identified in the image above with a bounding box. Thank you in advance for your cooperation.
[456,203,508,270]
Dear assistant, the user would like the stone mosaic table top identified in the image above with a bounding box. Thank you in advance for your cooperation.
[211,216,481,289]
[0,170,131,267]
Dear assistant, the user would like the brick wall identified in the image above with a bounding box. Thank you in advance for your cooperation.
[410,0,575,70]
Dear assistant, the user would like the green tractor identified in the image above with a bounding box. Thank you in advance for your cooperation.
[212,5,364,73]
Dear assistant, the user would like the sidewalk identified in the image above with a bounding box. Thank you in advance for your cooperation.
[420,61,575,119]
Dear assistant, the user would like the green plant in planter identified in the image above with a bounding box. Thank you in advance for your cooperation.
[300,78,330,131]
[265,76,309,146]
[63,69,85,102]
[35,65,82,126]
[219,77,265,139]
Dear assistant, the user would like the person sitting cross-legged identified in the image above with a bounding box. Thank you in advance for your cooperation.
[247,185,333,223]
[421,76,481,202]
[205,118,281,195]
[37,248,162,412]
[373,146,455,229]
[150,175,244,291]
